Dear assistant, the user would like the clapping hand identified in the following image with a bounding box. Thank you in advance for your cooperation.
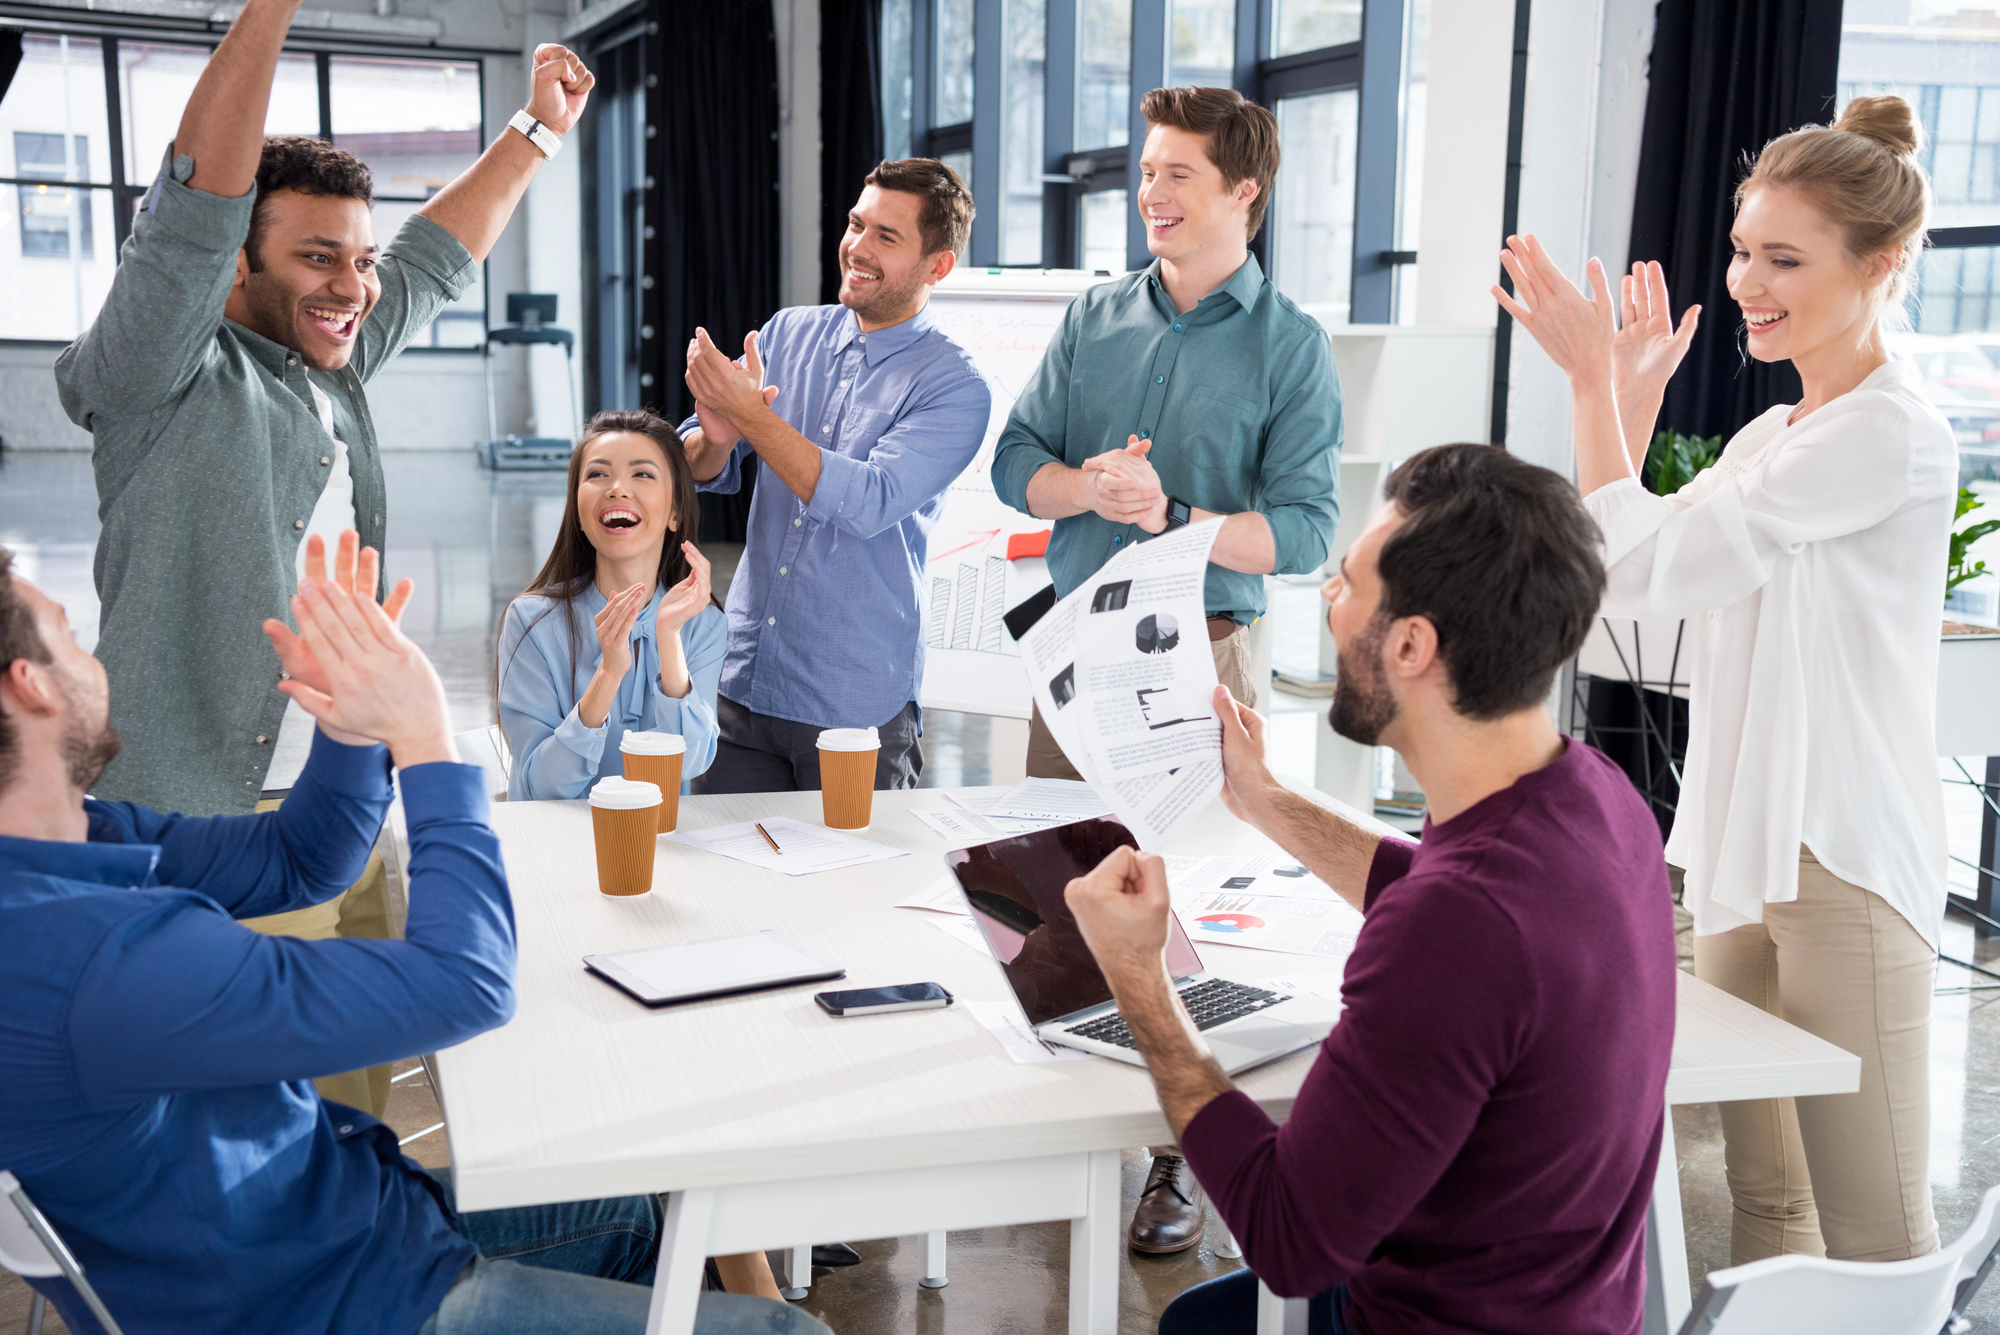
[686,328,782,448]
[594,583,650,684]
[265,554,456,766]
[264,532,413,707]
[1082,435,1168,529]
[1492,234,1620,384]
[654,542,713,634]
[1612,259,1700,413]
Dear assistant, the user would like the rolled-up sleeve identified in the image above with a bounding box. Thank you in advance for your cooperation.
[352,214,477,382]
[55,149,250,433]
[1256,326,1342,576]
[991,300,1082,514]
[805,372,991,538]
[1584,400,1914,622]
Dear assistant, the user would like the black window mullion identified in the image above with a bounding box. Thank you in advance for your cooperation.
[315,49,333,141]
[102,35,132,250]
[1044,0,1076,267]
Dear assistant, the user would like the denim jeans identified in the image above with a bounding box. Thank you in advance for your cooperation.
[1158,1272,1351,1335]
[414,1169,828,1335]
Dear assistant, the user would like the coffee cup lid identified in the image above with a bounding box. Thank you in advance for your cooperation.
[619,730,687,756]
[817,726,880,752]
[589,777,663,809]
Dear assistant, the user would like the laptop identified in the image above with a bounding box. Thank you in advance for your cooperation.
[946,819,1342,1075]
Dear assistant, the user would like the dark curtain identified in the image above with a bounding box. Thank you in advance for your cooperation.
[820,0,883,305]
[650,0,781,542]
[1628,0,1844,443]
[0,31,23,104]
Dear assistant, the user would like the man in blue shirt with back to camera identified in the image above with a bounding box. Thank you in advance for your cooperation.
[990,84,1342,1257]
[681,158,991,793]
[0,535,823,1335]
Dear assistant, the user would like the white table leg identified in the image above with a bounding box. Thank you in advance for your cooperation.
[920,1230,949,1288]
[779,1244,812,1300]
[647,1189,714,1335]
[1643,1103,1691,1335]
[1210,1207,1242,1260]
[1067,1148,1122,1335]
[1256,1281,1309,1335]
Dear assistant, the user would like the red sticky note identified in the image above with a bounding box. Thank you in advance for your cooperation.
[1006,530,1052,560]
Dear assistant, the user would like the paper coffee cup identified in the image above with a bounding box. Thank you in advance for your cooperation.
[817,727,879,830]
[589,777,662,896]
[620,731,686,833]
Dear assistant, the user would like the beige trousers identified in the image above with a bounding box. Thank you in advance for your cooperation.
[241,795,396,1117]
[1692,847,1939,1264]
[1027,624,1257,782]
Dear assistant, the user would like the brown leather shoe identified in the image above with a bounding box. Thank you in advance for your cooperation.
[1130,1154,1205,1253]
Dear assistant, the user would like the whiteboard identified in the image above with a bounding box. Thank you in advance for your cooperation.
[919,269,1120,719]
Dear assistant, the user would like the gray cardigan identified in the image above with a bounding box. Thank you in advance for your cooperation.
[57,149,476,815]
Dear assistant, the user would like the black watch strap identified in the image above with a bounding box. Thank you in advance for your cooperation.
[1164,497,1192,531]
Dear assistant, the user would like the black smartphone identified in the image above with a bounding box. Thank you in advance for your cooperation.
[814,982,954,1017]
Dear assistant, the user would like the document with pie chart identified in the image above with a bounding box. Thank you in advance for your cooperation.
[1166,855,1364,961]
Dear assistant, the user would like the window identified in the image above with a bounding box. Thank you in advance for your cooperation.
[1271,88,1358,318]
[1081,188,1128,271]
[0,30,488,346]
[1274,0,1361,56]
[1079,0,1132,150]
[1169,0,1235,88]
[1002,0,1047,263]
[937,0,976,126]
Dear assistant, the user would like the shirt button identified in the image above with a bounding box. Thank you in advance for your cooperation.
[839,380,850,388]
[793,518,802,527]
[1114,537,1123,545]
[286,355,298,366]
[858,335,867,343]
[255,735,269,745]
[1155,375,1164,383]
[822,424,832,434]
[338,1124,353,1134]
[319,456,331,467]
[767,616,777,625]
[293,520,305,530]
[779,566,787,575]
[1173,324,1182,332]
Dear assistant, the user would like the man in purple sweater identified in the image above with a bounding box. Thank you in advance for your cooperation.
[1066,443,1678,1335]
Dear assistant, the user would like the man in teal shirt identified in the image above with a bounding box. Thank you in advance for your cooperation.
[989,83,1341,1254]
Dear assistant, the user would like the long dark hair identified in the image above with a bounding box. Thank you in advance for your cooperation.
[496,409,707,738]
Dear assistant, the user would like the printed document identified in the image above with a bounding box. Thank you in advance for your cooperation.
[1015,518,1227,847]
[666,817,908,877]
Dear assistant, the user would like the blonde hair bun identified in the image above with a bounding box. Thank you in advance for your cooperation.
[1834,94,1924,157]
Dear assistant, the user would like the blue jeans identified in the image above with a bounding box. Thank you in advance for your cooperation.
[1158,1272,1351,1335]
[414,1170,828,1335]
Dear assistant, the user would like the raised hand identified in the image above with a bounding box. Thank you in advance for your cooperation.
[1492,234,1618,385]
[654,542,713,634]
[1611,261,1700,457]
[1064,845,1174,980]
[525,44,595,136]
[269,572,457,768]
[263,531,414,704]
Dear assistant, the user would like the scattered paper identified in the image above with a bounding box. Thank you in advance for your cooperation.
[985,778,1113,824]
[911,806,1005,844]
[929,914,996,958]
[942,789,1069,837]
[1254,971,1347,1004]
[1170,886,1364,961]
[897,872,970,915]
[1015,519,1227,848]
[666,817,908,877]
[1167,854,1347,904]
[964,1000,1091,1065]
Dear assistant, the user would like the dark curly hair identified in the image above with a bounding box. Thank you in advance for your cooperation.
[246,135,374,271]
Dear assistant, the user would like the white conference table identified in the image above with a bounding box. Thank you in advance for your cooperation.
[416,784,1858,1335]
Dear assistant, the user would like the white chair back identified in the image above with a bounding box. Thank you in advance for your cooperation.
[454,724,513,799]
[1679,1182,2000,1335]
[0,1172,58,1279]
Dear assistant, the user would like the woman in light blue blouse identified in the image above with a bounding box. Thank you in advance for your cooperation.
[498,408,727,801]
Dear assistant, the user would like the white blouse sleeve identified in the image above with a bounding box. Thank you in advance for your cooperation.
[1583,397,1917,622]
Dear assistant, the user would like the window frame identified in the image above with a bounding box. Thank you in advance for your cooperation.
[886,0,1412,321]
[0,20,491,350]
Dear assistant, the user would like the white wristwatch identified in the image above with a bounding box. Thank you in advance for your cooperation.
[509,109,563,160]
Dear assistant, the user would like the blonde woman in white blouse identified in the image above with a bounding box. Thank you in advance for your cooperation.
[1493,94,1954,1265]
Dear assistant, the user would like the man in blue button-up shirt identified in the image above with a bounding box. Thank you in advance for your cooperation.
[0,543,820,1335]
[681,159,991,793]
[990,85,1341,1258]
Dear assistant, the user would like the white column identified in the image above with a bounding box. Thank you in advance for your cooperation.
[774,0,822,309]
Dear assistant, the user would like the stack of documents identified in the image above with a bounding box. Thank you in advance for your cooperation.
[667,817,908,877]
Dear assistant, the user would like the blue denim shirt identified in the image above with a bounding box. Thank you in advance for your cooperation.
[496,587,725,801]
[684,302,991,729]
[990,256,1342,620]
[0,732,514,1335]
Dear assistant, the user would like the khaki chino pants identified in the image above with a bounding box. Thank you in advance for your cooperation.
[1692,847,1940,1264]
[241,795,396,1118]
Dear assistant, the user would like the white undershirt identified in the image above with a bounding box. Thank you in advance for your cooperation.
[264,377,358,791]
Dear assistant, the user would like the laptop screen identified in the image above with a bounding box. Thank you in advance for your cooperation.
[945,818,1205,1026]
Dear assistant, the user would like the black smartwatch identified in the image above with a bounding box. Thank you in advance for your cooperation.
[1163,497,1192,531]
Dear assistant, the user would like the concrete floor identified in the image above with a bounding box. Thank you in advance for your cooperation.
[5,447,2000,1332]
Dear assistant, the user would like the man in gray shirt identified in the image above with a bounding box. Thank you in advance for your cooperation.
[55,0,593,1113]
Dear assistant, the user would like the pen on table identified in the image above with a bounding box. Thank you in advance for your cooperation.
[755,822,783,854]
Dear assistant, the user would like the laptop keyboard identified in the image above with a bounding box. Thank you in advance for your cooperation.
[1063,979,1289,1050]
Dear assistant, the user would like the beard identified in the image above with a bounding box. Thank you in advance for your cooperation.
[1328,616,1397,747]
[56,676,121,793]
[838,256,928,326]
